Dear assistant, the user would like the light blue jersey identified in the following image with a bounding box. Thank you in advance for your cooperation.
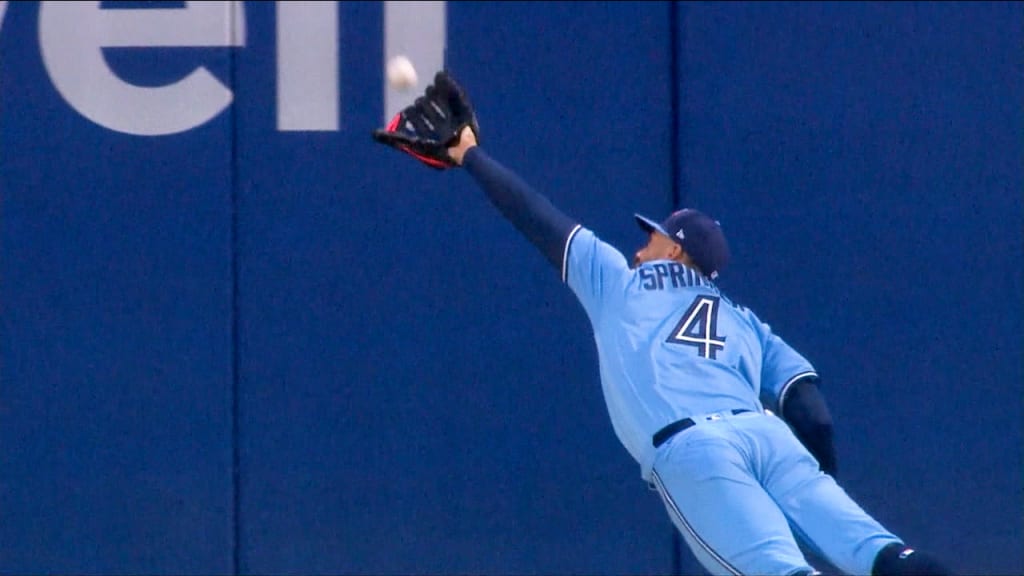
[563,226,817,479]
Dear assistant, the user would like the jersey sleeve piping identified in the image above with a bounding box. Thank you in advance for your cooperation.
[777,371,819,416]
[561,224,583,284]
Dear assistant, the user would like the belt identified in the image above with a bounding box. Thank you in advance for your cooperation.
[652,409,752,448]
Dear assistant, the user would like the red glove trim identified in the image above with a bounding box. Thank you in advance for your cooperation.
[385,113,451,170]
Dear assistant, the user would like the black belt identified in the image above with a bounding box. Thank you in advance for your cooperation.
[652,409,752,448]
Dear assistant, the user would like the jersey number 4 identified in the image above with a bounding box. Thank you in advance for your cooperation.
[667,296,727,359]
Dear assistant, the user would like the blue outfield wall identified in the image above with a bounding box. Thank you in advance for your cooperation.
[0,2,1020,575]
[0,1,237,574]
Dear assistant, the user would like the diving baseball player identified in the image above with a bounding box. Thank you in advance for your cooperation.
[373,71,954,576]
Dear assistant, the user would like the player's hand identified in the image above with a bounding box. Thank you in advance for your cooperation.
[446,125,478,166]
[371,70,480,171]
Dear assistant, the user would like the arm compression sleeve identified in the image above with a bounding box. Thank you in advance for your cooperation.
[781,377,838,477]
[462,147,579,271]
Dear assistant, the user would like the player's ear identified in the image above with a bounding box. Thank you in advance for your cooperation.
[669,243,684,260]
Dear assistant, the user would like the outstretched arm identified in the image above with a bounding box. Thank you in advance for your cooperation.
[448,126,579,272]
[373,70,629,310]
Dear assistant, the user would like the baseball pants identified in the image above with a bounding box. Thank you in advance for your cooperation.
[650,411,902,576]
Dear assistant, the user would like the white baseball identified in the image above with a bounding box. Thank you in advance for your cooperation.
[386,55,418,91]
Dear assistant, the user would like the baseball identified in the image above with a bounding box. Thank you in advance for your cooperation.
[386,55,418,91]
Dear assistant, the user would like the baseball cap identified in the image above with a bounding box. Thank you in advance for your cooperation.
[634,208,730,279]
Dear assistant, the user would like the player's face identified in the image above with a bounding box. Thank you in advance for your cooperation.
[632,232,681,269]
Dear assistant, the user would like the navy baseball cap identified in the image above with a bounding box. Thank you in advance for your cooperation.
[634,209,730,279]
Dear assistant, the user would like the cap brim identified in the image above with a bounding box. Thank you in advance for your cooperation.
[634,214,668,237]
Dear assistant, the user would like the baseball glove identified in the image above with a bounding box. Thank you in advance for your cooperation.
[372,70,480,170]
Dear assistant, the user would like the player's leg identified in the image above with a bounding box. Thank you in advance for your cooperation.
[755,416,953,575]
[650,426,817,576]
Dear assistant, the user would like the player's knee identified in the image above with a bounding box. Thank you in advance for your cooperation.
[872,542,954,576]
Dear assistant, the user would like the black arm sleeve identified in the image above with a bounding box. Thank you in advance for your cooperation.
[782,377,838,477]
[462,147,579,271]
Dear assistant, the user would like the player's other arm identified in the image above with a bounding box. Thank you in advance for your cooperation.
[448,127,579,272]
[781,375,837,477]
[760,330,838,477]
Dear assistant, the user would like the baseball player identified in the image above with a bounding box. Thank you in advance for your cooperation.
[373,71,954,576]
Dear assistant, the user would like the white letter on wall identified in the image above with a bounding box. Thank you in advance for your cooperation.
[276,1,339,131]
[384,1,446,123]
[39,1,245,136]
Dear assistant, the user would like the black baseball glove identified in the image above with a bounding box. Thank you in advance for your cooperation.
[372,70,480,170]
